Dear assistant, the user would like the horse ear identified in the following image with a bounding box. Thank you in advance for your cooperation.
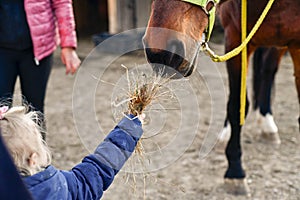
[206,1,215,12]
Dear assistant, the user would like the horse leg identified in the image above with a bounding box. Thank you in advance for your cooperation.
[218,119,231,142]
[288,48,300,131]
[219,47,284,144]
[252,47,266,110]
[223,53,250,195]
[253,47,286,144]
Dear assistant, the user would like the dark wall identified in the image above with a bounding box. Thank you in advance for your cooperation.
[73,0,108,38]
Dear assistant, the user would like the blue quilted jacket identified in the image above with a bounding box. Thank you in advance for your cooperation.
[23,115,143,200]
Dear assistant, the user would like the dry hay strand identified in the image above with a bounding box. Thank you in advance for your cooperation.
[109,64,184,199]
[121,64,174,156]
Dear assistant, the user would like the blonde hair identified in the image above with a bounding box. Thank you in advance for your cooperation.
[0,106,51,176]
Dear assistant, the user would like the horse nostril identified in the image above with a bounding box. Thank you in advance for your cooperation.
[145,46,189,78]
[166,40,184,58]
[145,40,185,68]
[166,40,185,69]
[145,48,163,64]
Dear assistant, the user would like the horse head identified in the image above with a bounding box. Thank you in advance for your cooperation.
[143,0,217,78]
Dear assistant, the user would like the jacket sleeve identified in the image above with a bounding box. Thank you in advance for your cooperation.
[51,0,77,48]
[61,115,143,200]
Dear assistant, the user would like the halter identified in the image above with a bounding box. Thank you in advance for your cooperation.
[181,0,220,42]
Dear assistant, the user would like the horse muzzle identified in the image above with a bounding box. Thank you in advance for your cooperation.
[144,39,195,78]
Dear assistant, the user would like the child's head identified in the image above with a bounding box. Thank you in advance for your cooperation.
[0,106,51,176]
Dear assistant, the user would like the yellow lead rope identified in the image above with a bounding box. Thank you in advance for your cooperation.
[204,0,275,63]
[240,0,247,125]
[203,0,275,125]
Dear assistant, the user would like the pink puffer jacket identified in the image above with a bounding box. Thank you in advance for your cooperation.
[24,0,77,63]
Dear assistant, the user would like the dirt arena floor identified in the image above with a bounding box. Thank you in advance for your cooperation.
[28,37,300,199]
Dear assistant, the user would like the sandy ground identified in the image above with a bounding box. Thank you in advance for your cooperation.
[29,37,300,199]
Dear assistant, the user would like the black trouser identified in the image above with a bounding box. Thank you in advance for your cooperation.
[0,47,52,138]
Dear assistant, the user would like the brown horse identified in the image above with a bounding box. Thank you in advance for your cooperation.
[143,0,300,195]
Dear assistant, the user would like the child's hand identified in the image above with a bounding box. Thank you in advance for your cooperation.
[137,113,146,125]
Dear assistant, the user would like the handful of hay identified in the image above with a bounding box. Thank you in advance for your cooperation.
[109,65,185,198]
[109,64,176,157]
[119,64,170,117]
[128,83,160,116]
[122,65,171,156]
[129,83,162,156]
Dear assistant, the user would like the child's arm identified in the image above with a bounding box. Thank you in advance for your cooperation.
[61,114,143,199]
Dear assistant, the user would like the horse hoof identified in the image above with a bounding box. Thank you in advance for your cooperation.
[260,131,281,145]
[224,178,251,196]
